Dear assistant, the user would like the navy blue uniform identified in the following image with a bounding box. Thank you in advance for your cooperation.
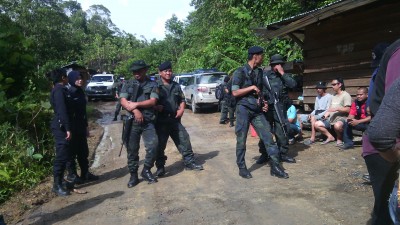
[66,84,90,177]
[50,83,72,179]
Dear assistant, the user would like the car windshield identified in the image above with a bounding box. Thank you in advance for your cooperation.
[198,74,225,84]
[178,77,192,85]
[91,76,113,82]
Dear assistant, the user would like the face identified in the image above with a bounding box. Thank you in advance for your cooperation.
[331,79,341,92]
[74,76,83,87]
[159,68,173,81]
[356,89,368,101]
[316,88,325,95]
[133,68,148,81]
[62,75,69,85]
[254,53,264,66]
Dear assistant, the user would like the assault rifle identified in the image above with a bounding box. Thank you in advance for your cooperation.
[119,81,140,157]
[262,74,288,137]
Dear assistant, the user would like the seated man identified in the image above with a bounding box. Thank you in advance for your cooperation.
[287,104,301,144]
[340,87,371,150]
[303,81,332,145]
[314,77,352,146]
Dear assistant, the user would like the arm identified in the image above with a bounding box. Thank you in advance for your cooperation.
[368,79,400,161]
[232,85,259,97]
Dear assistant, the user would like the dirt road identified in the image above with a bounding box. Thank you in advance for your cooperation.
[19,101,373,225]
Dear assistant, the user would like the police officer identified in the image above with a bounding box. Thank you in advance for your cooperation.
[120,60,159,188]
[113,77,124,121]
[65,71,99,185]
[154,61,203,177]
[257,54,297,164]
[49,68,72,196]
[219,76,235,127]
[231,46,288,179]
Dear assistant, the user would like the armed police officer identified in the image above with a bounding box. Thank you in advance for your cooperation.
[257,54,297,165]
[120,60,159,188]
[231,46,288,179]
[154,61,203,177]
[49,68,73,196]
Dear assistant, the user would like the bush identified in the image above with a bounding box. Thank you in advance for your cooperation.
[0,122,52,203]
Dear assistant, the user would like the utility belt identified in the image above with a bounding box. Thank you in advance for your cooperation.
[160,111,177,118]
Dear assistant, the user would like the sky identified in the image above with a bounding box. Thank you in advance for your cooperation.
[76,0,194,40]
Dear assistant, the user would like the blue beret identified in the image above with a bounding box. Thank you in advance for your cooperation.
[248,46,264,54]
[158,61,172,71]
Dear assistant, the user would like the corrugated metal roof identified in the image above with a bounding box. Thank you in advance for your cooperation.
[255,0,378,40]
[266,0,345,27]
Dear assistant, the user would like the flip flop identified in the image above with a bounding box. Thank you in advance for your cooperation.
[304,139,315,146]
[321,139,335,145]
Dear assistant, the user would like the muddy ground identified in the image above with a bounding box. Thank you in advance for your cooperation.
[2,101,374,225]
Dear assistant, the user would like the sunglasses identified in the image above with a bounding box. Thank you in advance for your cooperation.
[331,83,340,86]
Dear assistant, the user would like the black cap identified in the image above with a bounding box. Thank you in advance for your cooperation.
[315,81,327,89]
[270,54,286,65]
[158,61,172,71]
[248,46,264,55]
[129,60,151,72]
[371,42,390,68]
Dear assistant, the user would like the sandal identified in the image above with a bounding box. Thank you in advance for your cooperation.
[304,139,315,146]
[321,139,335,145]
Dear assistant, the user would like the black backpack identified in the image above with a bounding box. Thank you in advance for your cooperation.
[215,83,225,100]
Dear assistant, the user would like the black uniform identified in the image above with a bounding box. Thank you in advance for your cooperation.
[113,80,123,120]
[50,82,72,195]
[66,83,90,179]
[259,70,296,157]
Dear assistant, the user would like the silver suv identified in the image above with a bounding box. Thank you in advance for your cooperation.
[183,72,227,113]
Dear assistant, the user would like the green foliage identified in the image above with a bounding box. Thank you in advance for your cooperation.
[0,122,52,203]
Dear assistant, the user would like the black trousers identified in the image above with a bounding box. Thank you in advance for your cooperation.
[67,133,89,176]
[364,153,399,225]
[52,127,71,178]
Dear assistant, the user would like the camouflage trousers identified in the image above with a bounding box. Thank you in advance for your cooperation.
[155,120,195,168]
[235,104,279,169]
[259,109,289,155]
[126,122,158,172]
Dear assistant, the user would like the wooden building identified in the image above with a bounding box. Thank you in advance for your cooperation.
[255,0,400,110]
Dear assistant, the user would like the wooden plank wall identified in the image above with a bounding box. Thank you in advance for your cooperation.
[302,1,400,108]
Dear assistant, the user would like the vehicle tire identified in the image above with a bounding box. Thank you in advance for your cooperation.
[191,97,198,113]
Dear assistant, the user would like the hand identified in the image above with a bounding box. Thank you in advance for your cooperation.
[126,102,138,111]
[133,109,143,123]
[348,119,360,126]
[65,131,71,140]
[262,102,269,112]
[176,109,184,119]
[252,85,260,94]
[273,64,285,75]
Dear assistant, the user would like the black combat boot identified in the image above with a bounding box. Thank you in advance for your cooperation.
[280,154,296,163]
[141,167,157,184]
[127,172,139,188]
[52,176,70,196]
[270,161,289,179]
[256,153,270,164]
[82,171,99,182]
[155,166,166,177]
[185,161,204,171]
[66,173,84,185]
[239,168,252,179]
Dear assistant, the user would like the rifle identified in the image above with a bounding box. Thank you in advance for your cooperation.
[262,74,288,137]
[119,81,140,157]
